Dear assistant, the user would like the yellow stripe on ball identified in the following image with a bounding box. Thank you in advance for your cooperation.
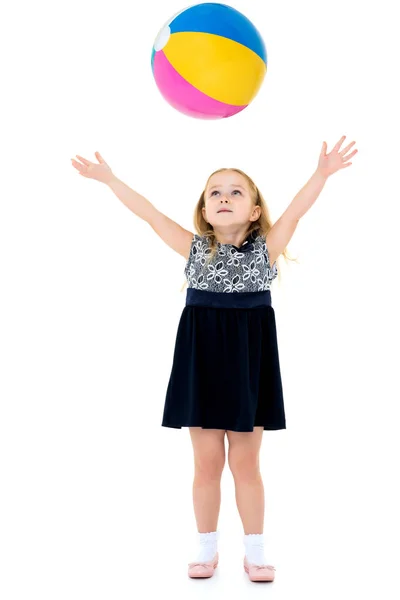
[163,31,267,106]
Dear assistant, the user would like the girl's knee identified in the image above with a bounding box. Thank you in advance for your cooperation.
[194,453,225,480]
[228,451,260,480]
[190,428,226,479]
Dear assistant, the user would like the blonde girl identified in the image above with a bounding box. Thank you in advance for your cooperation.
[71,136,357,581]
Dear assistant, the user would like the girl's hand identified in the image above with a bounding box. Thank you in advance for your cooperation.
[317,136,358,178]
[71,152,115,184]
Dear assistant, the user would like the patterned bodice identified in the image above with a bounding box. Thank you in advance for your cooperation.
[184,231,278,293]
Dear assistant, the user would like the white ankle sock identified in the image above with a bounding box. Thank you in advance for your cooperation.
[195,531,218,562]
[244,533,267,566]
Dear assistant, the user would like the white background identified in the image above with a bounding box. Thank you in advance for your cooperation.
[1,0,399,598]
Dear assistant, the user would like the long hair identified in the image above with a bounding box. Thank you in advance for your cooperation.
[180,168,298,292]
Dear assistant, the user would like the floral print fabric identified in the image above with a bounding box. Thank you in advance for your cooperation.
[184,233,278,293]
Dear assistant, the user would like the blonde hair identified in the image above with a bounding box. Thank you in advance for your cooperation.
[180,168,298,292]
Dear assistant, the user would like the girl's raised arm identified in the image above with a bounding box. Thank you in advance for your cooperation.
[71,152,193,260]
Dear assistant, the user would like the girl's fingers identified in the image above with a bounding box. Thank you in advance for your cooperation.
[333,135,346,151]
[95,151,104,162]
[343,149,358,161]
[71,158,84,170]
[71,159,88,174]
[340,141,356,156]
[75,154,92,166]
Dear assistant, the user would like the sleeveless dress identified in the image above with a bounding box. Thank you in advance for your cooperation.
[161,229,286,432]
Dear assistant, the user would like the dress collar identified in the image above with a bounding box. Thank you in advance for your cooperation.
[216,230,259,253]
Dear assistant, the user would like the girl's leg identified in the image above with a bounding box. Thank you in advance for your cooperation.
[227,427,269,565]
[226,427,265,534]
[188,427,226,533]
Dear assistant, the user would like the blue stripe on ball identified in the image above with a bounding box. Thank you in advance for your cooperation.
[169,3,267,64]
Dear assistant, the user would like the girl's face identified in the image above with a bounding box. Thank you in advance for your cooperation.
[202,170,260,228]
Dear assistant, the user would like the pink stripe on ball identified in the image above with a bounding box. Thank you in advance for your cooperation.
[153,50,247,119]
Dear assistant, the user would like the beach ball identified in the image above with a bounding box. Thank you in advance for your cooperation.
[151,3,267,119]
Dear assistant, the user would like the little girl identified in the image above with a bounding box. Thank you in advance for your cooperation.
[71,136,357,582]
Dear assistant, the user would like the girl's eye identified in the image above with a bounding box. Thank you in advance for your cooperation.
[210,189,242,197]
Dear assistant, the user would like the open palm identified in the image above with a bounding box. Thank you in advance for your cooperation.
[71,152,114,184]
[318,136,358,177]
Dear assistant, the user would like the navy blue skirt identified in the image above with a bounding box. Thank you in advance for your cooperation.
[162,288,286,432]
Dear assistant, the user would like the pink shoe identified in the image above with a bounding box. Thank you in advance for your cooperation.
[188,552,219,578]
[244,556,276,582]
